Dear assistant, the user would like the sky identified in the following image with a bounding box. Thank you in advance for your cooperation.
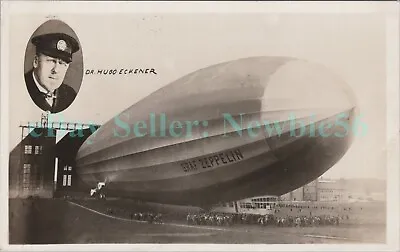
[6,10,389,180]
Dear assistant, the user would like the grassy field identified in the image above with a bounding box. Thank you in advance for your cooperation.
[9,198,386,244]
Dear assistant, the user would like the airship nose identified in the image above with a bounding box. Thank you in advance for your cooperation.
[262,59,357,120]
[255,59,356,143]
[255,59,358,194]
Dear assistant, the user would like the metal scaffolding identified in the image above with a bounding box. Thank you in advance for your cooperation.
[20,119,100,131]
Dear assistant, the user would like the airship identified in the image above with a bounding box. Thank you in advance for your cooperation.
[74,56,358,206]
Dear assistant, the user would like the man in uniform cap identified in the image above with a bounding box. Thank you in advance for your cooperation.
[25,32,80,113]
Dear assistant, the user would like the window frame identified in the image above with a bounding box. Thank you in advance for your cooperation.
[24,145,33,154]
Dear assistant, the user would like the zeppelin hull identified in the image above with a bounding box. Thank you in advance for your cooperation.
[75,56,357,206]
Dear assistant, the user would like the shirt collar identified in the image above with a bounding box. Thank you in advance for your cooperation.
[32,71,55,95]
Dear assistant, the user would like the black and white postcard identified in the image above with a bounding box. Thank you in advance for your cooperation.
[1,1,399,251]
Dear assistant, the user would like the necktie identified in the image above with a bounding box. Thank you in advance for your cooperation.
[41,91,57,110]
[42,92,57,100]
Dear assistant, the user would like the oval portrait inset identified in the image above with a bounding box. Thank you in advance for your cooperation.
[24,19,83,114]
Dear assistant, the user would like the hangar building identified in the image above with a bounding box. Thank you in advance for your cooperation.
[9,115,100,198]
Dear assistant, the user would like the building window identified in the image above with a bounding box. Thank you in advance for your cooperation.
[22,164,31,190]
[34,145,43,155]
[67,175,72,186]
[63,175,67,186]
[63,165,73,172]
[24,145,32,154]
[23,163,31,173]
[23,181,30,190]
[23,174,29,183]
[240,203,253,209]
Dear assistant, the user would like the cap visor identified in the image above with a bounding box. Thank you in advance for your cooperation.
[38,49,72,63]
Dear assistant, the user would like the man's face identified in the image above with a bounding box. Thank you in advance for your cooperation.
[33,53,70,92]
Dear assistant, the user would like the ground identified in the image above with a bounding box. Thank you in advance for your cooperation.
[9,198,386,244]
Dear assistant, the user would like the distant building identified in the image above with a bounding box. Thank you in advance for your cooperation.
[9,116,100,199]
[303,180,318,201]
[211,195,278,215]
[9,127,57,198]
[279,186,304,201]
[317,179,345,202]
[279,177,386,203]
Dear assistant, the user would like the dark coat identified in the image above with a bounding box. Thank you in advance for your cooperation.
[25,70,77,113]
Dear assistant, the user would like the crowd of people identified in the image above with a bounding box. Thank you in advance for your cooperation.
[100,205,341,227]
[130,212,164,223]
[105,208,163,223]
[186,213,235,226]
[261,214,340,227]
[186,212,341,227]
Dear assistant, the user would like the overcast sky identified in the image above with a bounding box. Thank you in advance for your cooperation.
[6,10,389,180]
